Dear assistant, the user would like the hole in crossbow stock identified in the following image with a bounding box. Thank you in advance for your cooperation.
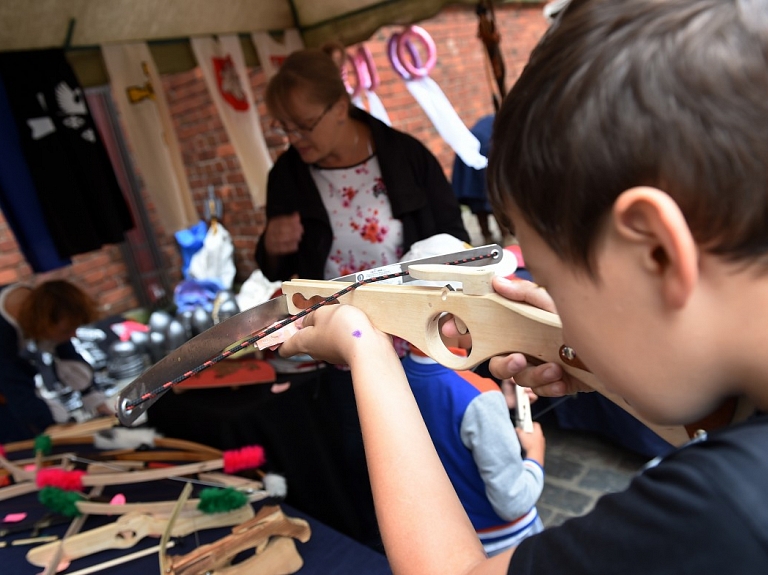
[116,529,138,542]
[291,293,337,310]
[425,311,473,370]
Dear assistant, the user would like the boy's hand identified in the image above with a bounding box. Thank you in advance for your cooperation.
[442,276,594,397]
[515,421,545,466]
[489,277,593,396]
[278,305,391,366]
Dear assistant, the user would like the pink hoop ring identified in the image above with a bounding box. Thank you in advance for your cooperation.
[387,32,423,80]
[342,50,363,98]
[356,45,379,90]
[396,26,436,78]
[354,52,371,91]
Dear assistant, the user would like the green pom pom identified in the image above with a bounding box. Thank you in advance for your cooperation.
[197,487,248,514]
[34,435,53,456]
[38,487,83,517]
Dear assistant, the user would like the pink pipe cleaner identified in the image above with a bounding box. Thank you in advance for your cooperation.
[223,445,265,474]
[36,468,85,491]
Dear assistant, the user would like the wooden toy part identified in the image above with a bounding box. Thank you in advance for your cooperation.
[75,475,267,516]
[168,505,311,575]
[281,279,692,446]
[211,536,303,575]
[26,505,255,567]
[2,454,239,487]
[514,384,534,433]
[407,263,495,295]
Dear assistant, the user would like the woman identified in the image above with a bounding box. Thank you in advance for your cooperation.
[255,45,470,281]
[252,45,470,550]
[0,280,106,442]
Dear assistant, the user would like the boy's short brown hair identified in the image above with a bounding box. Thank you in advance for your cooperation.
[489,0,768,273]
[18,280,98,341]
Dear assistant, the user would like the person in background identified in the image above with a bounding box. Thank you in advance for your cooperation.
[277,0,768,573]
[255,44,469,281]
[254,44,470,549]
[403,343,545,556]
[0,280,109,443]
[452,114,500,245]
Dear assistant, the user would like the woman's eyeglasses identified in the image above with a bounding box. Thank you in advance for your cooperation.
[272,102,334,139]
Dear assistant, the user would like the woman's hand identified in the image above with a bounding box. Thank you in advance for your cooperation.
[263,212,304,256]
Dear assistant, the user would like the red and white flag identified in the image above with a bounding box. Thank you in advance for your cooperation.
[100,42,198,233]
[191,35,272,208]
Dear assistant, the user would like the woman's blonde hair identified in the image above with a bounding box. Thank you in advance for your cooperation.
[18,280,98,340]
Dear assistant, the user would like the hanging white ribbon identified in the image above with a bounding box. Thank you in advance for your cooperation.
[405,77,488,169]
[352,90,391,126]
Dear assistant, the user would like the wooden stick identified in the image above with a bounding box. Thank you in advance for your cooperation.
[64,541,175,575]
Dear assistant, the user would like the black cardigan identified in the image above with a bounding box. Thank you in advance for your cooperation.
[255,109,470,281]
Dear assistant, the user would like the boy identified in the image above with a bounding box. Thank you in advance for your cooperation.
[279,0,768,573]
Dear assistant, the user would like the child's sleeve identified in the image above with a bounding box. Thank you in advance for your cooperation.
[461,390,545,520]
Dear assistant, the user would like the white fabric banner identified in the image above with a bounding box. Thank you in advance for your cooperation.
[191,35,273,208]
[100,42,198,233]
[405,77,488,169]
[251,29,304,81]
[352,90,392,126]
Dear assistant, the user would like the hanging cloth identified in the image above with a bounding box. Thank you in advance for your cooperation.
[191,35,273,208]
[405,76,487,169]
[0,75,70,272]
[0,49,134,258]
[251,29,305,82]
[101,42,198,234]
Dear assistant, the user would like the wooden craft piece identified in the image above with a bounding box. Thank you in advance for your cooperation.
[166,505,311,575]
[210,536,304,575]
[26,505,255,567]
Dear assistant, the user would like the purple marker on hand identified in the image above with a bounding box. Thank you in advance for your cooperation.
[352,330,362,338]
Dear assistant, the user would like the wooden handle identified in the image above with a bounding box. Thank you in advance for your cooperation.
[282,279,692,446]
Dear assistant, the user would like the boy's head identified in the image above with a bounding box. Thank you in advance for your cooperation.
[489,0,768,275]
[488,0,768,424]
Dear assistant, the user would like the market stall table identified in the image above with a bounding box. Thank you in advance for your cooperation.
[0,481,392,574]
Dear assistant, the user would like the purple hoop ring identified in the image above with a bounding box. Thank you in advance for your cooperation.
[387,32,423,80]
[396,26,436,78]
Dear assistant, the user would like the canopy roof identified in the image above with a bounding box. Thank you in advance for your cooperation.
[0,0,531,86]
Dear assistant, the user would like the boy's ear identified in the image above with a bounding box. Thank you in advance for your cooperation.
[612,187,698,309]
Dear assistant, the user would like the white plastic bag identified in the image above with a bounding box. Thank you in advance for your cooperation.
[187,223,236,289]
[235,269,282,311]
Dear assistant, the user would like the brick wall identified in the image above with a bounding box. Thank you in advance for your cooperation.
[0,3,549,318]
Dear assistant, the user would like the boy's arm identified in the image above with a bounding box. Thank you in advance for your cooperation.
[279,305,513,574]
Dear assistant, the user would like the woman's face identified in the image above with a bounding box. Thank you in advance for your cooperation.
[41,319,78,345]
[272,89,342,164]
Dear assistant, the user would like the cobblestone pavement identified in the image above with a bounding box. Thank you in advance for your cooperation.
[536,420,649,527]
